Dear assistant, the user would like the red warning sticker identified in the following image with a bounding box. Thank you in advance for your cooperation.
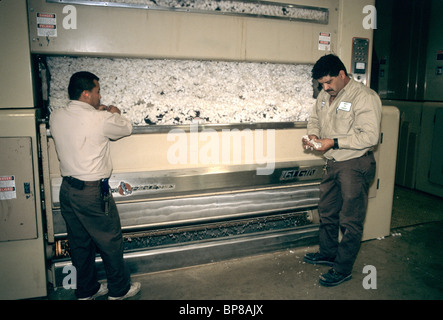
[37,12,57,37]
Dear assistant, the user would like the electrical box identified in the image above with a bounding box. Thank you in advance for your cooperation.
[0,137,38,241]
[351,37,370,85]
[0,109,47,300]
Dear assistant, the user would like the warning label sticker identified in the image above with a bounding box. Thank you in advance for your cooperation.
[37,12,57,37]
[318,32,331,51]
[0,176,16,200]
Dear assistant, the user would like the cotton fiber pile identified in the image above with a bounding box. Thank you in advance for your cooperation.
[48,56,315,125]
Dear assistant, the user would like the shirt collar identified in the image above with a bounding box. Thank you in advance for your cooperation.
[68,99,96,110]
[327,76,355,101]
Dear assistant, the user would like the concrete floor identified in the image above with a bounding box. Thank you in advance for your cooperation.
[46,186,443,301]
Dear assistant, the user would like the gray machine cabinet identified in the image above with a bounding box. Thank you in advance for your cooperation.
[0,137,38,241]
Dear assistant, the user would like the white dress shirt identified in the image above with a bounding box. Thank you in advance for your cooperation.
[49,100,133,181]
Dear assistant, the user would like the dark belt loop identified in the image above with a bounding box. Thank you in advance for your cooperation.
[64,176,85,190]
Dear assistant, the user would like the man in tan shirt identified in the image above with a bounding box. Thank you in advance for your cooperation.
[302,55,382,286]
[50,71,140,299]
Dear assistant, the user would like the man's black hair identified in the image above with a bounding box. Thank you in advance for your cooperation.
[312,54,348,80]
[68,71,99,100]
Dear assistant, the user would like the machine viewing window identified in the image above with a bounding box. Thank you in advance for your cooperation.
[46,56,316,126]
[46,0,329,24]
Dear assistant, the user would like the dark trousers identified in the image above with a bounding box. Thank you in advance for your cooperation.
[60,178,130,298]
[318,153,376,275]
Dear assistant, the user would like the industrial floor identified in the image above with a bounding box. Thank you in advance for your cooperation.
[45,185,443,302]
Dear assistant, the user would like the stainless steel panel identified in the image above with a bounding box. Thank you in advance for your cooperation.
[50,161,323,206]
[51,165,322,237]
[116,184,319,230]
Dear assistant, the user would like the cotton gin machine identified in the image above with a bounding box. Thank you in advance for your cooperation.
[0,0,398,295]
[42,122,326,286]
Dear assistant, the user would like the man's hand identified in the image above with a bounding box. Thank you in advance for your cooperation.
[302,135,319,150]
[99,104,121,114]
[302,135,334,152]
[312,138,334,152]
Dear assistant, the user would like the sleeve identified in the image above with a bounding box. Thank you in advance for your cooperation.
[102,112,133,140]
[307,99,321,138]
[337,90,382,150]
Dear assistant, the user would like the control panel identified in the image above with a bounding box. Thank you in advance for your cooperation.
[351,37,370,85]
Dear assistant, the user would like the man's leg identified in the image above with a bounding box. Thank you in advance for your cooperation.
[60,180,101,299]
[69,184,131,297]
[318,161,343,259]
[333,155,376,275]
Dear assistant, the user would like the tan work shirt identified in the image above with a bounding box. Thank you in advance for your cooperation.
[307,78,382,161]
[49,100,133,181]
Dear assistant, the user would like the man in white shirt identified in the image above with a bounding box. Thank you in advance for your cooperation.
[50,71,140,300]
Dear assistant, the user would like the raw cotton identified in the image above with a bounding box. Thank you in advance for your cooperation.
[47,56,315,125]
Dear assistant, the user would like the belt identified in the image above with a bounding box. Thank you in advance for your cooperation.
[84,180,102,186]
[64,176,103,188]
[327,151,373,163]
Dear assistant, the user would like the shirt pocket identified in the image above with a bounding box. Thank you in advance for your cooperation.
[332,109,354,135]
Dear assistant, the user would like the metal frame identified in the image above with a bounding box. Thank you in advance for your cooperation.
[46,0,329,24]
[132,121,308,134]
[46,121,308,135]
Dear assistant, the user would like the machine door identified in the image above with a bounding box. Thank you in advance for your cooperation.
[0,137,37,241]
[429,108,443,186]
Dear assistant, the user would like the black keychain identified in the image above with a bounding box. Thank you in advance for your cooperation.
[101,178,110,215]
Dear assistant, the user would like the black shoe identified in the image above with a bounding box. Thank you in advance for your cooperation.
[303,252,335,267]
[319,268,352,287]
